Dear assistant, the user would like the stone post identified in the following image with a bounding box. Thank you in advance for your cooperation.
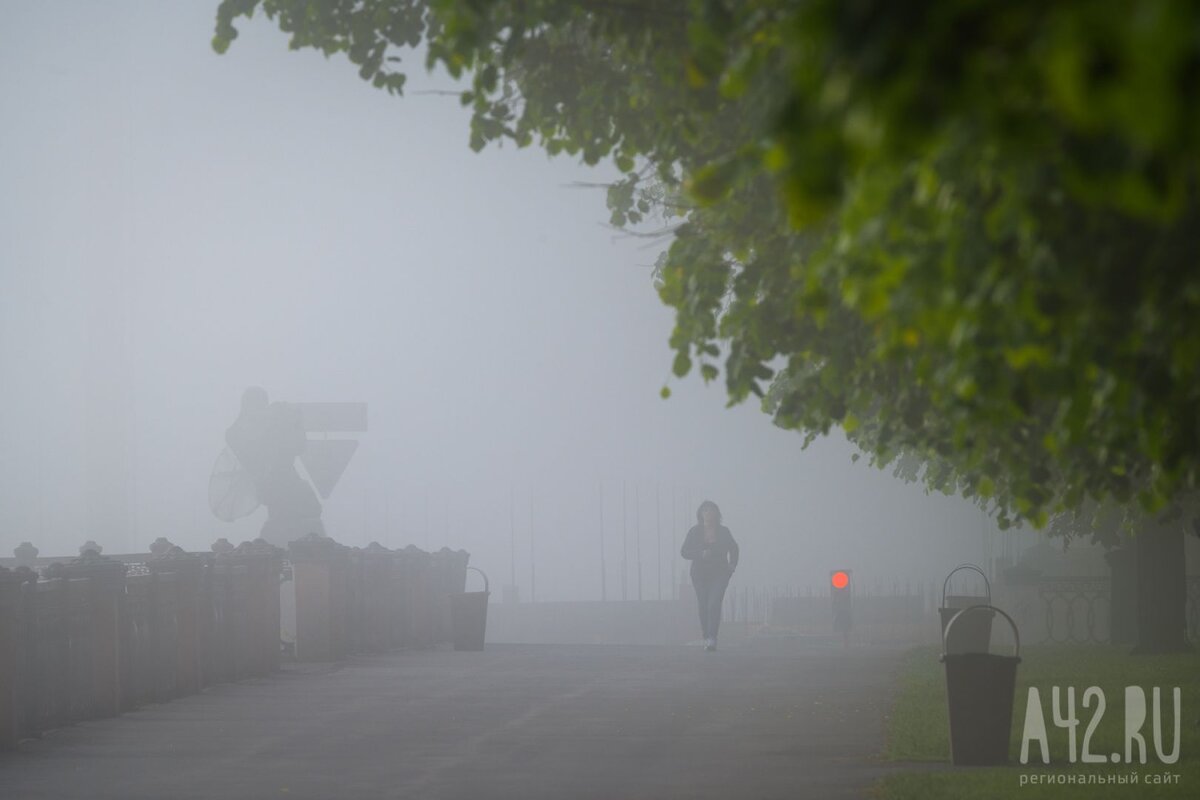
[359,543,393,652]
[388,548,411,648]
[43,551,127,719]
[429,549,448,645]
[210,538,236,557]
[227,564,251,678]
[346,549,366,655]
[403,546,433,648]
[288,533,350,662]
[208,561,234,684]
[0,567,29,748]
[430,547,468,645]
[396,546,419,648]
[149,542,211,695]
[12,542,38,570]
[147,537,174,558]
[225,539,284,675]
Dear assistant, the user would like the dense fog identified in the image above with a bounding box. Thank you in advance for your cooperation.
[0,2,1029,602]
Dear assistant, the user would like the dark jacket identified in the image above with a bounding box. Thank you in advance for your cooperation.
[680,524,739,577]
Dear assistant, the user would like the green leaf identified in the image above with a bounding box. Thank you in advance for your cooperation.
[687,159,739,205]
[220,0,1200,536]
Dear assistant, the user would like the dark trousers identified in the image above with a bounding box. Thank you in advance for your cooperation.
[692,568,731,639]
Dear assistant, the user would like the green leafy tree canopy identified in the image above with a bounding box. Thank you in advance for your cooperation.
[214,0,1200,530]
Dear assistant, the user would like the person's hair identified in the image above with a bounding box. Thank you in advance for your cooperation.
[696,500,722,525]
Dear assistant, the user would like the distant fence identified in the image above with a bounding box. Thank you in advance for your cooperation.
[0,536,470,749]
[487,580,939,645]
[722,575,1200,646]
[722,582,935,644]
[992,575,1200,646]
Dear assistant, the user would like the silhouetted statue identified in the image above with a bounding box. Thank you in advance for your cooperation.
[216,387,325,546]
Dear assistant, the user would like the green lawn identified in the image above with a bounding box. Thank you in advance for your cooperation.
[874,644,1200,799]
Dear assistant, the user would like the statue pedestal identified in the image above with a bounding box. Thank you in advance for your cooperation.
[289,534,349,662]
[223,540,284,675]
[261,516,324,550]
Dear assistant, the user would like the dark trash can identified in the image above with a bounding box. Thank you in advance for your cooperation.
[941,605,1021,766]
[938,564,994,655]
[452,567,490,651]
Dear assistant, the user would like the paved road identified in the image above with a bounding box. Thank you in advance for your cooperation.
[0,639,914,799]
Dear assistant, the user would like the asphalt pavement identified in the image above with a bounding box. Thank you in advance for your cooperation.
[0,638,917,799]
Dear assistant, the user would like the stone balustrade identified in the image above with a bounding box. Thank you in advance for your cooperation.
[287,535,470,662]
[0,536,472,749]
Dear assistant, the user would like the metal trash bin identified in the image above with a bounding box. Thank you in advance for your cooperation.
[451,567,490,651]
[938,564,994,655]
[941,605,1021,766]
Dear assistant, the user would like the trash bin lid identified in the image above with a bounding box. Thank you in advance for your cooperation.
[941,604,1020,658]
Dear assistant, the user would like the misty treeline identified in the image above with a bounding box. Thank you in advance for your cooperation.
[211,2,1200,547]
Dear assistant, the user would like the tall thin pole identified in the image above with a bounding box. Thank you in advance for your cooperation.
[621,480,628,602]
[529,492,536,603]
[363,486,370,542]
[599,480,607,601]
[684,485,692,593]
[509,486,516,595]
[36,444,46,539]
[656,482,662,601]
[670,484,677,599]
[636,482,643,601]
[384,487,391,543]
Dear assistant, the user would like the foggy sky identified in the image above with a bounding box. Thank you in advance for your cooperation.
[0,2,1026,601]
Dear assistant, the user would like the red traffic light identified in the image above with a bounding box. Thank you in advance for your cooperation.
[831,570,850,589]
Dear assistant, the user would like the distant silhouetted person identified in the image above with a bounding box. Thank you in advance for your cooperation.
[680,500,739,651]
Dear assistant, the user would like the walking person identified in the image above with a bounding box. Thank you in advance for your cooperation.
[680,500,739,651]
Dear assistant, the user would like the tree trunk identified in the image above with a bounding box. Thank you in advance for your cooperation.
[1131,518,1191,654]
